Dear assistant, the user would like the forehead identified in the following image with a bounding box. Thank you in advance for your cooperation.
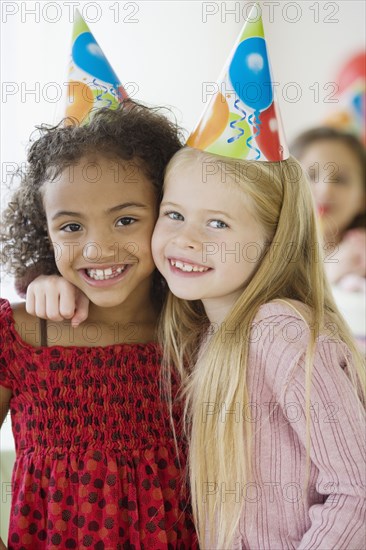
[302,140,361,168]
[43,155,157,209]
[44,154,154,194]
[53,155,144,183]
[164,158,253,212]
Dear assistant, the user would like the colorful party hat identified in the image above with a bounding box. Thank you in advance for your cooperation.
[65,10,129,123]
[187,3,289,161]
[324,52,366,145]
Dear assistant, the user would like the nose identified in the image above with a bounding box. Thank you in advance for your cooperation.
[83,228,118,263]
[172,223,201,250]
[313,172,332,203]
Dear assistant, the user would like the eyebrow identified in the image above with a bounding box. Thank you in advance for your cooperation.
[51,202,149,221]
[161,202,234,221]
[205,209,234,221]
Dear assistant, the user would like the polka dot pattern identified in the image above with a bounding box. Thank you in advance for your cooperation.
[0,299,198,549]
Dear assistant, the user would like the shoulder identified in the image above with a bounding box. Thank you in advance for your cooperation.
[0,299,21,389]
[251,299,312,353]
[0,298,41,347]
[250,299,350,397]
[1,297,30,318]
[0,297,15,330]
[254,298,312,324]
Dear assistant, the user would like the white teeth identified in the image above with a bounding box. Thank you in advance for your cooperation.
[86,265,126,280]
[170,259,209,273]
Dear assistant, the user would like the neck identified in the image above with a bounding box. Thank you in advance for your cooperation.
[87,300,156,326]
[86,278,158,340]
[202,292,241,327]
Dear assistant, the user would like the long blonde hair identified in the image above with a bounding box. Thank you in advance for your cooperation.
[159,148,365,549]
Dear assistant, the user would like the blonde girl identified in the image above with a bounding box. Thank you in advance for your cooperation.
[151,147,366,549]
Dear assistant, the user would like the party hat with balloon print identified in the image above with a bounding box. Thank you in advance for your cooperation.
[65,9,129,123]
[324,52,366,145]
[187,3,289,161]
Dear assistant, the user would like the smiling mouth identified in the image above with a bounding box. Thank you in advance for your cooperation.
[85,265,127,281]
[169,259,210,273]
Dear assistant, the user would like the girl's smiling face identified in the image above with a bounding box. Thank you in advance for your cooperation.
[300,139,365,241]
[151,158,266,321]
[43,154,157,309]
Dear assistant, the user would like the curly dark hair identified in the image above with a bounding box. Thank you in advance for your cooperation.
[1,101,184,299]
[291,126,366,231]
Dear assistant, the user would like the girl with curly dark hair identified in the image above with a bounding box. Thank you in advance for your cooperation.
[0,102,198,549]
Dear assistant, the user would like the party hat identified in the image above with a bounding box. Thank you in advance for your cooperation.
[187,3,289,161]
[65,10,129,123]
[323,52,366,145]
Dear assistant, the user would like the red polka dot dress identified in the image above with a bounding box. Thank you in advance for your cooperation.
[0,299,198,549]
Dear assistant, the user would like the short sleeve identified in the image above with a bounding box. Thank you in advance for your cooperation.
[0,298,17,389]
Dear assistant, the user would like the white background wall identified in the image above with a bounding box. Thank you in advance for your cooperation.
[1,1,365,196]
[0,0,365,540]
[2,0,365,183]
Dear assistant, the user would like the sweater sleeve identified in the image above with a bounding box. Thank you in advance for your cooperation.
[275,334,366,550]
[0,298,17,390]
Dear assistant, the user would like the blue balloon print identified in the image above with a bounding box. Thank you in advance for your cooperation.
[351,91,363,118]
[72,32,120,85]
[228,37,273,112]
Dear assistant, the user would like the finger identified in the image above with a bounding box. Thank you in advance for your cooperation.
[25,287,36,316]
[45,289,65,322]
[34,293,47,320]
[58,286,79,320]
[71,292,89,327]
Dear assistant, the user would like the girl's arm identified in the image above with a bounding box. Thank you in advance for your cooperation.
[279,340,365,549]
[26,275,89,327]
[0,385,12,550]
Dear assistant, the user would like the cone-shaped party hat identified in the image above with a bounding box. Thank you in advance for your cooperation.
[324,52,366,145]
[65,10,129,123]
[187,3,289,161]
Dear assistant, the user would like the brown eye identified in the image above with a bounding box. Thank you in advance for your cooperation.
[333,174,350,186]
[116,217,136,226]
[61,223,81,232]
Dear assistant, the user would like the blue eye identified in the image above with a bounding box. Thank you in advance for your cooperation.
[116,217,136,226]
[208,220,228,229]
[164,211,184,221]
[61,223,82,232]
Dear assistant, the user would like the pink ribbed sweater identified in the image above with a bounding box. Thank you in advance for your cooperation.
[213,301,365,549]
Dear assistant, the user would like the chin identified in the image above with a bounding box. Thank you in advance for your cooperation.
[166,285,203,302]
[86,293,125,309]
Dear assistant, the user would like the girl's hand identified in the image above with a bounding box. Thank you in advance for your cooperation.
[341,228,366,276]
[26,275,89,327]
[0,537,7,549]
[325,228,366,284]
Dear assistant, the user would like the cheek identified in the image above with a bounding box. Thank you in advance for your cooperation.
[349,184,366,207]
[55,242,79,269]
[151,224,166,262]
[129,221,155,254]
